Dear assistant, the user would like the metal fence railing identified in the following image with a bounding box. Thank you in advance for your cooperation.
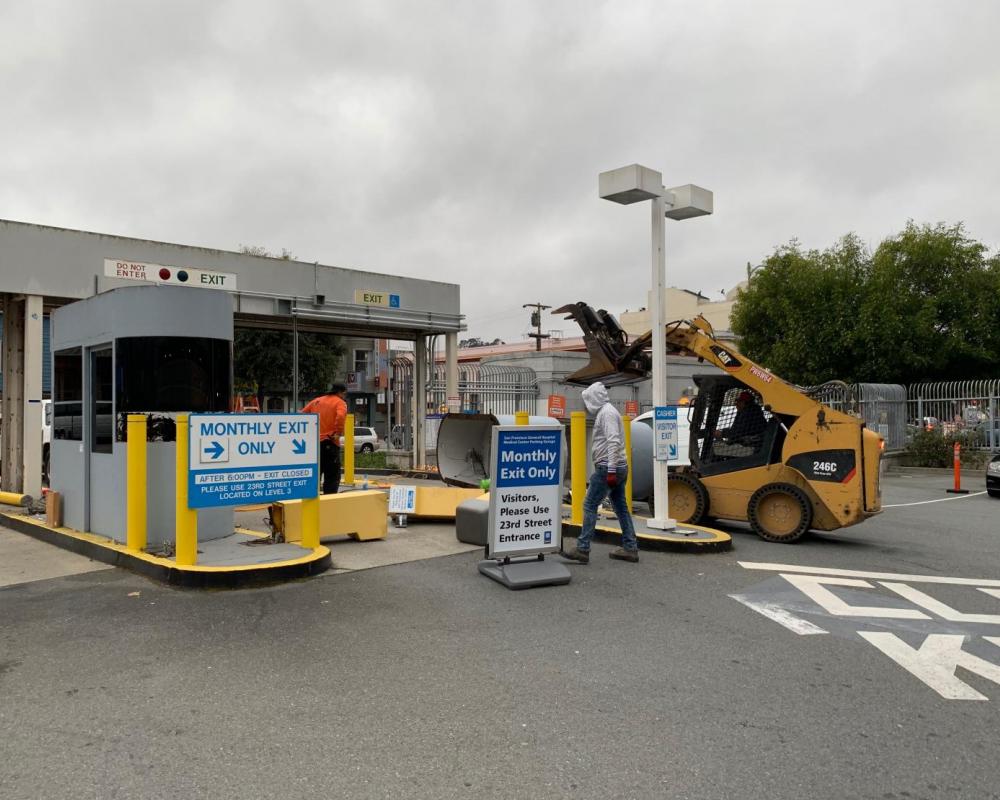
[429,362,538,417]
[858,383,910,453]
[801,382,909,453]
[907,381,1000,450]
[386,364,1000,454]
[389,358,538,450]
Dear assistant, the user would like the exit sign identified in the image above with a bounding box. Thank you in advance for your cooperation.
[355,289,400,308]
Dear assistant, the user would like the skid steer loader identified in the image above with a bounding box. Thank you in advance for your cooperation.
[554,302,883,542]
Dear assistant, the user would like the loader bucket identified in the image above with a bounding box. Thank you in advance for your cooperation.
[562,341,650,386]
[554,301,651,386]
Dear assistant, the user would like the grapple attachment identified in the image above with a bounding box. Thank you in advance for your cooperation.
[553,302,652,386]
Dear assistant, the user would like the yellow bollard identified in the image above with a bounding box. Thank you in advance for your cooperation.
[301,496,320,549]
[174,414,198,566]
[571,411,586,525]
[0,491,31,507]
[126,414,148,551]
[343,413,355,485]
[624,415,633,514]
[515,410,529,426]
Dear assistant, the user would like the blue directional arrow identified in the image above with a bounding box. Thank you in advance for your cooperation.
[292,438,307,455]
[668,444,678,458]
[204,440,225,460]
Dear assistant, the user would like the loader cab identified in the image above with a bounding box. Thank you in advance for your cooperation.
[688,374,787,476]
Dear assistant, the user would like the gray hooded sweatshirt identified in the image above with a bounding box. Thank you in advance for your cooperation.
[582,382,626,472]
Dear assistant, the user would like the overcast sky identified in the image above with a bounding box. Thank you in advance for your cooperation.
[2,1,998,342]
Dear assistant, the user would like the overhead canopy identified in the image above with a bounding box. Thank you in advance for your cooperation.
[0,219,463,339]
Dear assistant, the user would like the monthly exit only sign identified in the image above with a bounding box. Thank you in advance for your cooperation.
[187,413,318,508]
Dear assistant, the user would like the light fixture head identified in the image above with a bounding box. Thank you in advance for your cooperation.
[599,164,663,205]
[663,184,713,220]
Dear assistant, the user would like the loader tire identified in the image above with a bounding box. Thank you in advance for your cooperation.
[667,473,710,525]
[748,483,812,543]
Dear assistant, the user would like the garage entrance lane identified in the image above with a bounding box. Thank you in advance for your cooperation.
[1,473,998,800]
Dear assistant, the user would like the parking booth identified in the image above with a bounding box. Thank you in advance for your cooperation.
[50,284,234,544]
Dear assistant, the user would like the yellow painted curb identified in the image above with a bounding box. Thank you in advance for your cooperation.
[0,512,331,587]
[562,513,732,553]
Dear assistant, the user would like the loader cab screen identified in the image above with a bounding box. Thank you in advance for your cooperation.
[690,377,786,476]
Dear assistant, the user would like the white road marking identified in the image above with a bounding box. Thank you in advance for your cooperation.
[781,574,930,619]
[728,594,828,635]
[738,561,1000,588]
[735,562,1000,700]
[881,581,1000,625]
[883,491,986,508]
[858,632,1000,701]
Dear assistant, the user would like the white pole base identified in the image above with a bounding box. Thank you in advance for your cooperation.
[647,517,678,531]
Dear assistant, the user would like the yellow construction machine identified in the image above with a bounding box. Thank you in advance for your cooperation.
[555,302,883,542]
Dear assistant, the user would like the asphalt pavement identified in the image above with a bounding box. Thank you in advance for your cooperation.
[2,472,998,800]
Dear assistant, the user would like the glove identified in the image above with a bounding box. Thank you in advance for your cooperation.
[606,471,618,488]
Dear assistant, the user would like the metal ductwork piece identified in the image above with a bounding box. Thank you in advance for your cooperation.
[435,414,566,488]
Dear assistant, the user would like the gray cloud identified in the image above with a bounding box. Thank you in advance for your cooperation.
[2,0,997,341]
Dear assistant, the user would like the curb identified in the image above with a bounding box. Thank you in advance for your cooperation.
[0,512,331,589]
[884,465,987,478]
[561,520,733,554]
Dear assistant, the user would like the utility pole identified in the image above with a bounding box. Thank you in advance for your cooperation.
[523,302,551,351]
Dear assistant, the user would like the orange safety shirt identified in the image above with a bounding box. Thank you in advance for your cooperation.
[302,393,348,442]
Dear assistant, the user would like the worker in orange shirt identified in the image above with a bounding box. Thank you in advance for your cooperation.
[303,383,348,495]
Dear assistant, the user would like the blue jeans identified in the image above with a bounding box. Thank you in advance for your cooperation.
[577,463,637,552]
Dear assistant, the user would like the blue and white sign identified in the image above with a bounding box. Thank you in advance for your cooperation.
[654,405,679,462]
[388,485,417,514]
[188,413,318,508]
[487,425,564,559]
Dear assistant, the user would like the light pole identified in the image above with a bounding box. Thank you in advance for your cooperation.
[598,165,713,530]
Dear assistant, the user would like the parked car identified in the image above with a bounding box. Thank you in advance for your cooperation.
[339,426,379,453]
[987,454,1000,498]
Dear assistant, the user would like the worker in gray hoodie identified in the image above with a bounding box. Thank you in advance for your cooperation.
[562,381,639,563]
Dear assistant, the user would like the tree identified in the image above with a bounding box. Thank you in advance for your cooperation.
[860,222,1000,383]
[731,223,1000,385]
[234,329,343,402]
[730,234,869,384]
[233,246,344,405]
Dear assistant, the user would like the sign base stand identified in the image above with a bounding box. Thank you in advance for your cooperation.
[478,556,571,590]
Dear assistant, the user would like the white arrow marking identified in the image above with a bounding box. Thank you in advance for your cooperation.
[858,633,1000,701]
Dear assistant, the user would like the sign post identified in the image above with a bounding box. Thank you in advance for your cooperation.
[478,424,571,589]
[188,413,319,508]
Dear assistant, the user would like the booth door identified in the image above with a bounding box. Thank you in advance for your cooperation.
[87,345,117,536]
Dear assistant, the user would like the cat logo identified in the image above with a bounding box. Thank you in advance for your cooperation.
[710,345,742,370]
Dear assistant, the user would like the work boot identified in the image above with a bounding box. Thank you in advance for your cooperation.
[609,547,639,563]
[561,546,590,564]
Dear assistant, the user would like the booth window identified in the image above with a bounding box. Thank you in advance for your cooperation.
[115,337,231,413]
[53,347,83,441]
[91,347,113,453]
